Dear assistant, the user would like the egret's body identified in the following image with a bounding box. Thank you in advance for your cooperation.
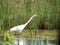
[10,14,38,33]
[10,24,25,32]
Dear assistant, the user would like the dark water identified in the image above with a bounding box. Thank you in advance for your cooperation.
[0,39,58,45]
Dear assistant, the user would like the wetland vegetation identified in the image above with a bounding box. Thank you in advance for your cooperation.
[0,0,60,45]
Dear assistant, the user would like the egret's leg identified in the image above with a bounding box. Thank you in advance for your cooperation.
[17,31,19,45]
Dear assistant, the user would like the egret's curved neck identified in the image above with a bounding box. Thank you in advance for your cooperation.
[24,15,36,26]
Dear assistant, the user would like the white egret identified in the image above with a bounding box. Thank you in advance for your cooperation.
[10,14,38,33]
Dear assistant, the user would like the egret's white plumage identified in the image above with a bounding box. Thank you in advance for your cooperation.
[10,24,25,32]
[10,14,38,33]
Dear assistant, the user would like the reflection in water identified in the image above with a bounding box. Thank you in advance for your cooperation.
[0,39,58,45]
[12,39,57,45]
[14,39,24,45]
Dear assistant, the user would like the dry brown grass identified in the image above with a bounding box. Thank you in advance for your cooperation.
[0,29,58,40]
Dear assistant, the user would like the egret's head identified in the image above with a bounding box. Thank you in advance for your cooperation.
[33,14,39,17]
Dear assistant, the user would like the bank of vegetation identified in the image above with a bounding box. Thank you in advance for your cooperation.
[0,0,60,30]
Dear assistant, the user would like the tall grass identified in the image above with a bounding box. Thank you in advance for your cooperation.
[0,0,59,30]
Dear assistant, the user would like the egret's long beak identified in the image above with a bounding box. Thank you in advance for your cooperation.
[33,14,39,17]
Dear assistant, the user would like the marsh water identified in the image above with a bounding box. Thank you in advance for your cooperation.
[0,39,58,45]
[12,39,58,45]
[0,30,58,45]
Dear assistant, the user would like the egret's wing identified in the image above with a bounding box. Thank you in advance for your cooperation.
[10,26,18,31]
